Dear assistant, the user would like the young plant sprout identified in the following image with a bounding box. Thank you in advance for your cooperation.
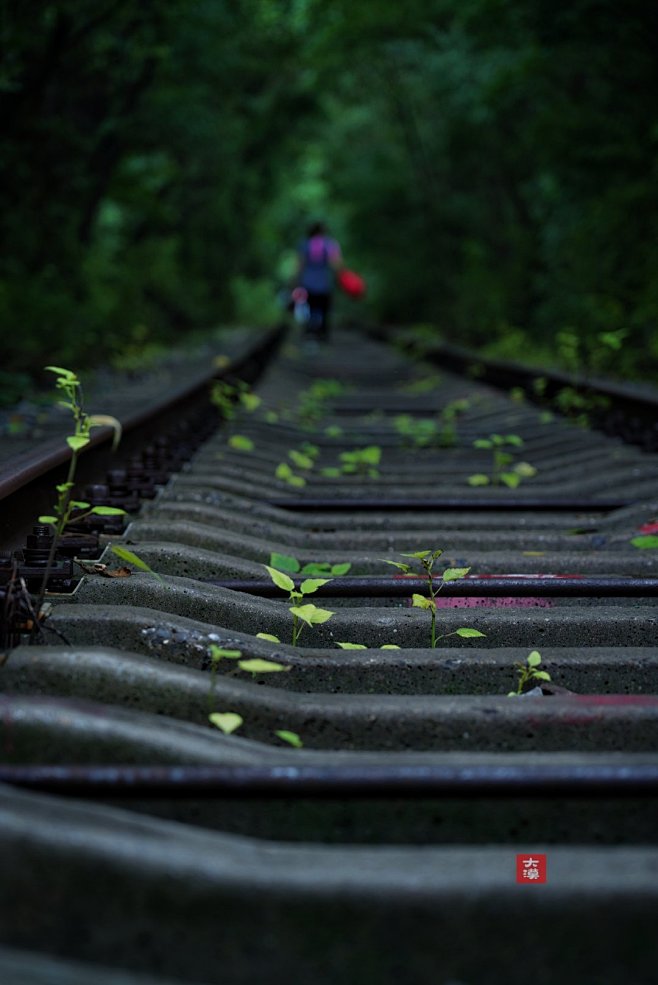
[228,434,254,452]
[508,650,551,696]
[36,366,125,616]
[261,565,334,646]
[381,549,485,649]
[211,379,260,420]
[322,446,382,479]
[268,552,351,578]
[275,729,303,748]
[468,433,537,488]
[209,712,243,734]
[110,545,165,584]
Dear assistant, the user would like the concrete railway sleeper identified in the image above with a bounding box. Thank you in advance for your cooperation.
[0,327,657,984]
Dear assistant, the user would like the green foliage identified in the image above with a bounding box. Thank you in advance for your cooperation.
[5,3,657,383]
[275,729,303,748]
[468,434,537,488]
[209,712,243,735]
[324,445,382,479]
[381,549,484,649]
[35,367,126,614]
[269,553,351,578]
[110,545,164,584]
[631,536,658,550]
[508,650,551,696]
[263,561,335,646]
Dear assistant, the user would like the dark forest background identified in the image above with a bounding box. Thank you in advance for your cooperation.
[1,0,657,384]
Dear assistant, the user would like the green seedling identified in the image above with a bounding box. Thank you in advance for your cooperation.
[631,535,658,550]
[211,379,260,420]
[35,366,125,618]
[269,552,351,577]
[208,644,289,678]
[381,549,485,649]
[262,565,334,645]
[209,712,243,734]
[333,445,382,478]
[296,378,345,426]
[275,462,306,487]
[208,645,242,708]
[553,386,610,428]
[508,650,551,696]
[109,545,165,584]
[275,729,303,748]
[228,434,254,452]
[468,433,537,488]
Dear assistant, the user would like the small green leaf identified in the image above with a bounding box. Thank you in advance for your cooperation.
[468,474,490,486]
[67,434,89,452]
[442,567,471,581]
[631,535,658,549]
[324,425,343,437]
[264,565,295,593]
[229,434,254,451]
[527,650,542,667]
[56,482,74,493]
[70,500,90,510]
[500,472,521,488]
[256,632,281,643]
[336,642,367,649]
[110,545,164,582]
[275,729,303,748]
[287,473,306,487]
[275,462,293,480]
[400,550,431,559]
[514,462,537,478]
[209,712,243,734]
[289,603,334,626]
[38,515,58,525]
[300,578,331,595]
[454,628,486,638]
[289,450,314,469]
[473,439,492,449]
[381,560,411,572]
[240,392,261,412]
[238,658,290,674]
[320,467,341,477]
[300,562,331,575]
[506,435,524,446]
[264,410,279,423]
[330,562,352,576]
[534,670,551,681]
[380,644,401,649]
[269,552,300,573]
[209,646,242,661]
[90,505,127,516]
[412,593,432,609]
[45,365,77,381]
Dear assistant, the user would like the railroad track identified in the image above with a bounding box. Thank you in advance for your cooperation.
[1,326,657,985]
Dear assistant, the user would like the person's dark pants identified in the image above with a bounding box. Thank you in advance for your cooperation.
[306,292,332,340]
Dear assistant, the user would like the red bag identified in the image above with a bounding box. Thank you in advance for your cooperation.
[337,269,366,298]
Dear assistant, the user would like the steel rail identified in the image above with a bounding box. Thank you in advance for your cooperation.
[0,324,286,505]
[1,764,657,799]
[365,325,658,446]
[202,576,658,598]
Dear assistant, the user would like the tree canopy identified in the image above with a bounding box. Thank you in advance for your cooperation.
[2,0,657,379]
